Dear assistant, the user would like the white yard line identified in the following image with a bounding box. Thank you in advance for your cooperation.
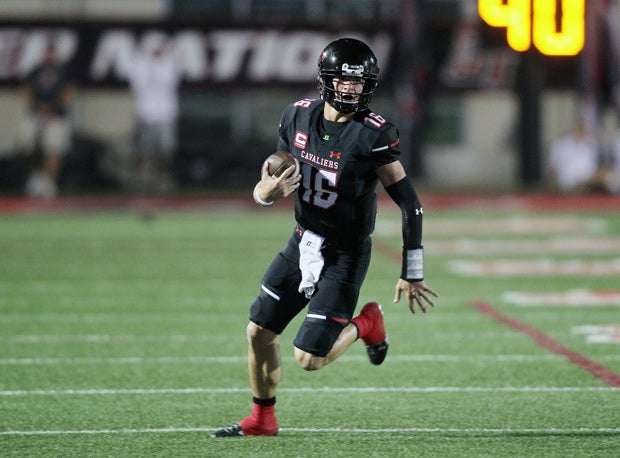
[1,386,617,397]
[0,312,502,323]
[427,237,620,255]
[5,353,617,365]
[1,426,619,436]
[503,290,620,306]
[376,217,607,236]
[0,334,236,343]
[0,313,240,323]
[450,258,620,276]
[0,331,525,343]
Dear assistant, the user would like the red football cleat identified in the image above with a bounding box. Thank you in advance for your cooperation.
[212,405,279,437]
[353,302,389,365]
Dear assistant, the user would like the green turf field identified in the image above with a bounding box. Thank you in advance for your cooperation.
[1,201,619,457]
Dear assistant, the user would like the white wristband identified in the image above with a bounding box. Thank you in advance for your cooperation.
[253,186,274,207]
[404,248,424,280]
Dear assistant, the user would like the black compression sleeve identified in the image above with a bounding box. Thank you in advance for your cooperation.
[384,178,424,280]
[384,178,423,249]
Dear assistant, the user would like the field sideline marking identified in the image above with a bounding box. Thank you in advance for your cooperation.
[0,334,236,343]
[425,237,620,255]
[1,386,617,397]
[0,331,516,342]
[1,426,619,436]
[452,259,620,276]
[472,301,620,387]
[5,353,613,365]
[503,290,620,307]
[376,216,607,236]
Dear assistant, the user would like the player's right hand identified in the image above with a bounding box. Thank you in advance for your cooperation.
[257,161,301,202]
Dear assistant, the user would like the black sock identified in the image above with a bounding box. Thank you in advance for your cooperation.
[252,396,276,407]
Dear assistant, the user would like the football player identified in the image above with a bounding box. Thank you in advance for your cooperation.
[213,37,438,437]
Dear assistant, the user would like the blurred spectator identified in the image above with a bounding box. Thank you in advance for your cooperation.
[547,119,604,193]
[18,44,75,199]
[127,39,181,195]
[603,129,620,193]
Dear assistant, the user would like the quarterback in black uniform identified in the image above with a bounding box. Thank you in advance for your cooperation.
[213,38,438,437]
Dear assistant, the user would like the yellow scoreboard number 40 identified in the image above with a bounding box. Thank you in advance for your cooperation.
[479,0,585,56]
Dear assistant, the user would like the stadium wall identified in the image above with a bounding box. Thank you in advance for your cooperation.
[0,0,593,192]
[0,87,580,191]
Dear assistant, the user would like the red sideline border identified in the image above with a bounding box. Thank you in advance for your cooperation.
[0,192,619,214]
[371,237,620,388]
[472,301,620,387]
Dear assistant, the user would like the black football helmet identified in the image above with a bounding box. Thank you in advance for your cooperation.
[317,38,380,114]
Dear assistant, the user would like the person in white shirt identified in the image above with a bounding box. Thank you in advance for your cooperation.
[605,130,620,193]
[547,119,602,193]
[127,39,181,194]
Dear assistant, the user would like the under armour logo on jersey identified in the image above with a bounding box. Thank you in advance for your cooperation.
[329,151,342,159]
[415,207,423,215]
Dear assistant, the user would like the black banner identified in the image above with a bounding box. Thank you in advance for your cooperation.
[0,20,394,88]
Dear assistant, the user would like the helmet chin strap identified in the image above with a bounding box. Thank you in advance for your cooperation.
[332,101,358,114]
[327,90,358,113]
[318,78,373,114]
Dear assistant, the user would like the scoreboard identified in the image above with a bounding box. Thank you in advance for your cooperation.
[479,0,585,56]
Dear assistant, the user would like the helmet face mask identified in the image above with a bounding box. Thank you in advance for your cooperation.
[317,38,379,114]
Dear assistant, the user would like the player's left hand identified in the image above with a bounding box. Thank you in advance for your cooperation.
[393,279,438,314]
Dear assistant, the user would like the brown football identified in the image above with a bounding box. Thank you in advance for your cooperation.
[265,151,300,178]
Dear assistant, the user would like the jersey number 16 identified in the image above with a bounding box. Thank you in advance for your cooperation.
[301,163,338,209]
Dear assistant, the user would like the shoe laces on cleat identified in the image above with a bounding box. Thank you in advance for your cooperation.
[211,423,244,438]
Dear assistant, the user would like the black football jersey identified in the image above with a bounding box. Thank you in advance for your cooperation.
[277,98,400,246]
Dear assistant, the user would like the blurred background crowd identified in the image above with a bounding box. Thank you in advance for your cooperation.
[0,0,618,199]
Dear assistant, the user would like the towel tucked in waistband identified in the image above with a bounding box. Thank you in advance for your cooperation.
[298,229,325,299]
